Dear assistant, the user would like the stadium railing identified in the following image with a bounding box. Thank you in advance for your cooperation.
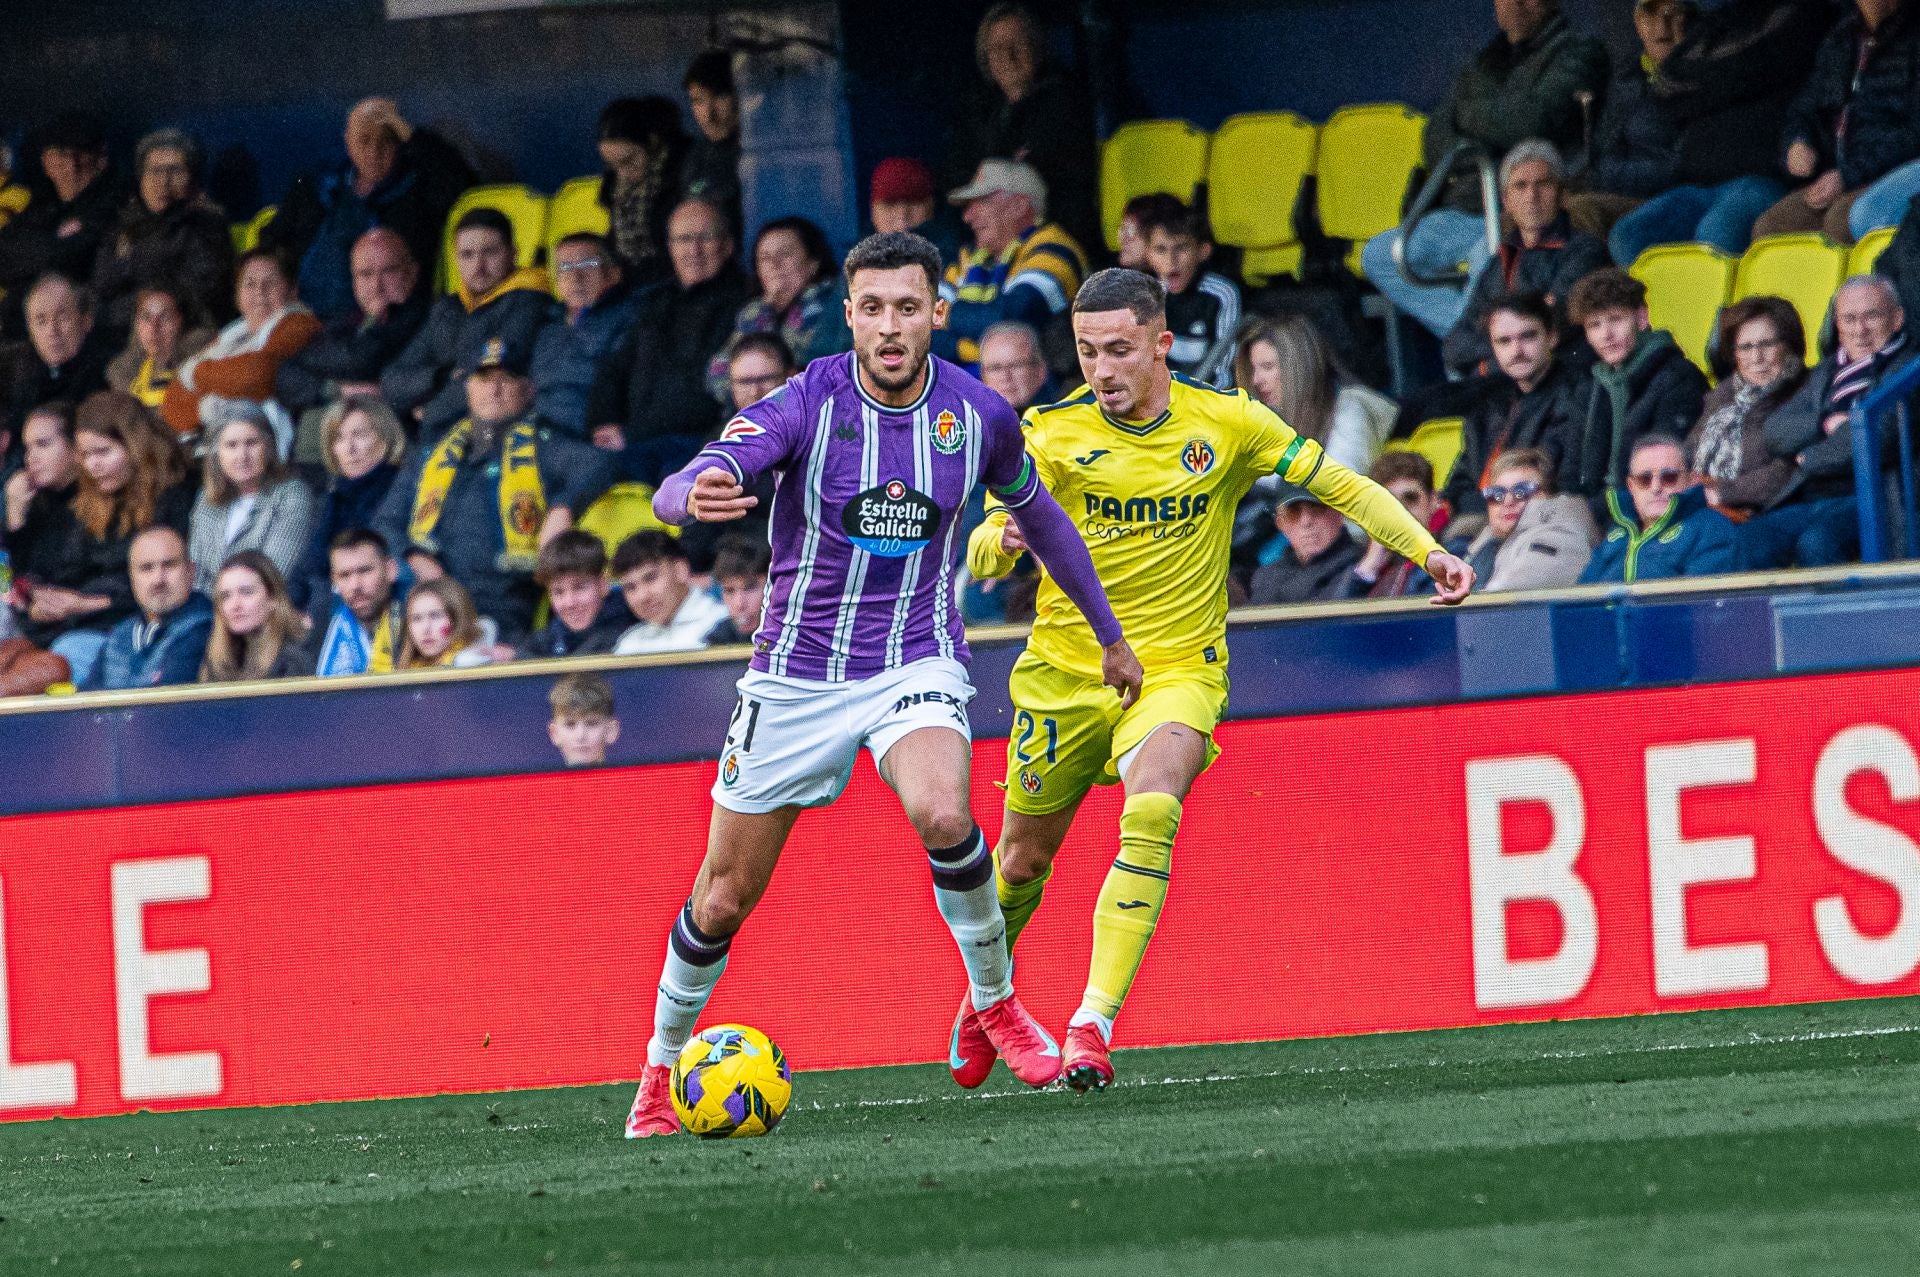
[1852,354,1920,562]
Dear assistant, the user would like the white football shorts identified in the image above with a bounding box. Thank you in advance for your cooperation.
[710,655,976,814]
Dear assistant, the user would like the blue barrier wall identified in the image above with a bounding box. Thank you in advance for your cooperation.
[6,566,1920,819]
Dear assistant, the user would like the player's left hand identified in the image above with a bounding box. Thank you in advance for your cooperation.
[1425,550,1475,605]
[1101,638,1145,710]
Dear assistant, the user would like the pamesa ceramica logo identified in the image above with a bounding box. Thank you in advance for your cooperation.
[843,479,939,557]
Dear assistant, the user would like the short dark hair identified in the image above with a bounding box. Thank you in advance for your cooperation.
[1484,290,1556,336]
[537,529,608,585]
[611,529,689,575]
[27,271,94,315]
[550,672,615,721]
[1072,268,1166,324]
[454,207,515,253]
[729,331,797,373]
[1568,268,1647,324]
[1132,193,1209,246]
[756,216,835,286]
[555,230,616,261]
[329,527,388,558]
[1121,191,1182,226]
[685,48,735,96]
[235,246,293,287]
[1713,294,1806,378]
[1370,451,1435,494]
[843,231,942,296]
[711,533,772,583]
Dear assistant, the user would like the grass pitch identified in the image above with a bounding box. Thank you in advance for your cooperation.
[5,998,1919,1275]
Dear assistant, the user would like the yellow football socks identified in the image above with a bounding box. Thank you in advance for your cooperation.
[1079,792,1182,1027]
[994,849,1051,952]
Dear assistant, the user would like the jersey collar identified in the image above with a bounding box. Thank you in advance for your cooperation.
[848,351,938,417]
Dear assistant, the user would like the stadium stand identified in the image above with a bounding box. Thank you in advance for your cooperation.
[1204,111,1316,285]
[1097,119,1208,253]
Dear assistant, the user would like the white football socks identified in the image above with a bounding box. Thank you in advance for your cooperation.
[928,826,1015,1010]
[646,902,731,1068]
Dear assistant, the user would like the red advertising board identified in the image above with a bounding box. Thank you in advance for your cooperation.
[4,666,1920,1121]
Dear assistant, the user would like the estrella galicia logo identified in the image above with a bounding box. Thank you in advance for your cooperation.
[1181,438,1216,475]
[1074,449,1111,465]
[843,479,939,557]
[932,409,966,455]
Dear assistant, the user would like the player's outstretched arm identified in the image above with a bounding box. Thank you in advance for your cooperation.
[1005,486,1143,706]
[652,465,759,526]
[1301,455,1475,606]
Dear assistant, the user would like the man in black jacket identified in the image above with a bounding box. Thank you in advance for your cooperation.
[1564,269,1707,498]
[1363,0,1609,338]
[588,197,751,485]
[1444,292,1586,518]
[1753,0,1920,243]
[1745,275,1913,565]
[278,228,429,461]
[0,114,122,339]
[0,274,112,435]
[1606,0,1834,263]
[380,209,561,439]
[1246,488,1366,606]
[91,129,235,330]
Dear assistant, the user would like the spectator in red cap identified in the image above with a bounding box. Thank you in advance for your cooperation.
[868,157,961,267]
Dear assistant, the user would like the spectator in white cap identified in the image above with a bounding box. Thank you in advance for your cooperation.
[938,157,1087,370]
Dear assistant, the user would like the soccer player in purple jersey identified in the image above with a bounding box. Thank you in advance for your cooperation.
[625,232,1144,1137]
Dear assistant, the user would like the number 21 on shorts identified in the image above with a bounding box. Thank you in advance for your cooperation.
[726,696,763,753]
[1013,710,1057,764]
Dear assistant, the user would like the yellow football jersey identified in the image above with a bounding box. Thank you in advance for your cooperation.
[971,375,1442,680]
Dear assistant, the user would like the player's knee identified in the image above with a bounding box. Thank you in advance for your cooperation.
[999,840,1055,885]
[909,802,974,852]
[690,880,754,936]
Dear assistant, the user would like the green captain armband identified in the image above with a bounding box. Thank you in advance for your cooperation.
[991,455,1035,498]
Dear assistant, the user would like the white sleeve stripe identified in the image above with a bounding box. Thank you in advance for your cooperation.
[695,449,745,482]
[1007,270,1069,313]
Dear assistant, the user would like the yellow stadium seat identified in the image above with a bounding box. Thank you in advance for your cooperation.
[1207,112,1317,285]
[232,204,277,255]
[1732,234,1846,366]
[1382,416,1464,489]
[543,175,611,273]
[1099,120,1210,252]
[578,482,675,555]
[439,184,551,293]
[1629,242,1733,376]
[1849,225,1898,278]
[1316,104,1427,275]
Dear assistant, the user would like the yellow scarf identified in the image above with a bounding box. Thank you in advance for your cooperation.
[408,418,547,572]
[369,606,399,674]
[128,357,173,410]
[457,266,552,314]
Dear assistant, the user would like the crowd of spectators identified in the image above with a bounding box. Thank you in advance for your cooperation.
[1,0,1917,701]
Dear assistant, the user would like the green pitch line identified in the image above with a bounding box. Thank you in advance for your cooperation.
[5,998,1919,1276]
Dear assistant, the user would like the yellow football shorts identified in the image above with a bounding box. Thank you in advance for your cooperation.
[1001,649,1228,816]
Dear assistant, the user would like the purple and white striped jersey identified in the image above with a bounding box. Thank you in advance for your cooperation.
[688,352,1042,682]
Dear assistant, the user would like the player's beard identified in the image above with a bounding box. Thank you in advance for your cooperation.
[857,334,930,399]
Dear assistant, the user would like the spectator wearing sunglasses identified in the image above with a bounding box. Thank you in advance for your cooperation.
[1582,434,1739,584]
[531,232,637,439]
[1461,447,1597,593]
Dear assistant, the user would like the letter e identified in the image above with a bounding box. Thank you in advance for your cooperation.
[1645,740,1768,997]
[112,857,221,1102]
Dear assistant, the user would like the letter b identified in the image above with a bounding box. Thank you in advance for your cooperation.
[1465,755,1599,1010]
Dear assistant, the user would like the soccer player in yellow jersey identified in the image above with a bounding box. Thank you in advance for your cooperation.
[952,269,1475,1092]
